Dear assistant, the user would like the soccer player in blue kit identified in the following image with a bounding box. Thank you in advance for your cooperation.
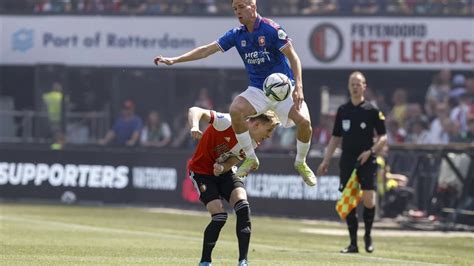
[154,0,316,187]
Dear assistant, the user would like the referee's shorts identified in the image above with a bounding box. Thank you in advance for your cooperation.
[338,153,378,192]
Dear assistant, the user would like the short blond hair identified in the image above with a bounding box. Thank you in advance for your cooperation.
[250,110,280,127]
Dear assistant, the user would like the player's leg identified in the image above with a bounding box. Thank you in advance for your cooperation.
[339,157,359,253]
[222,174,251,265]
[362,190,376,253]
[191,173,227,264]
[201,200,227,265]
[285,102,317,186]
[230,87,267,177]
[359,159,378,253]
[230,188,251,265]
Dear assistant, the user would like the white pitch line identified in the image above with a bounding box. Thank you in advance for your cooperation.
[300,228,474,238]
[1,215,444,265]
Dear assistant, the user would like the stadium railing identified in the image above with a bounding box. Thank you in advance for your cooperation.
[0,109,110,144]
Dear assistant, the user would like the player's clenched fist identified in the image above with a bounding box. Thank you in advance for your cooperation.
[190,126,203,140]
[153,55,175,66]
[213,163,224,176]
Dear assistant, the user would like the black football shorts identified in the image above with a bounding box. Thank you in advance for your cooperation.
[189,170,245,205]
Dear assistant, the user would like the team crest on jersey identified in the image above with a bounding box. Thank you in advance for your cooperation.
[224,137,230,142]
[360,122,366,129]
[241,40,246,47]
[258,36,265,46]
[342,119,350,131]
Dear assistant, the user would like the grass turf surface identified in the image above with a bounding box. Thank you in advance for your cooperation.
[1,203,473,265]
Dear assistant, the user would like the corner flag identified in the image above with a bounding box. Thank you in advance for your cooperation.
[336,168,362,220]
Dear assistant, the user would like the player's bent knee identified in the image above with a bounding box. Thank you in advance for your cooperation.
[230,187,247,206]
[207,199,225,215]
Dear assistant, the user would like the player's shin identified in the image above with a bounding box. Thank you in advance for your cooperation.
[346,209,358,247]
[363,206,375,252]
[234,200,251,262]
[236,131,257,159]
[295,139,310,163]
[201,213,227,263]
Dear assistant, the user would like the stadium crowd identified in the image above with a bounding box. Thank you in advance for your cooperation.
[1,0,472,16]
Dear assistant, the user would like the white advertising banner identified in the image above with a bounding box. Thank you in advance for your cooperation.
[1,16,473,69]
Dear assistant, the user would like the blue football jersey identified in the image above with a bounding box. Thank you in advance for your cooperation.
[217,15,294,90]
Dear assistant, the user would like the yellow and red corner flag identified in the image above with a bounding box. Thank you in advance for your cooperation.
[336,168,362,220]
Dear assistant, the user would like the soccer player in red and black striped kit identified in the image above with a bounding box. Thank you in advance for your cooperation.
[317,72,387,253]
[187,106,279,266]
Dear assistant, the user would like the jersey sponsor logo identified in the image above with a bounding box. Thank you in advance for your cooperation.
[360,122,366,129]
[258,36,265,46]
[243,48,271,65]
[214,143,230,157]
[309,23,344,63]
[241,40,246,47]
[342,119,351,131]
[277,29,287,40]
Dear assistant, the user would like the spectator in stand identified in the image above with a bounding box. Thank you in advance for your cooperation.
[171,109,192,148]
[462,118,474,143]
[121,0,147,13]
[140,110,172,148]
[270,0,300,15]
[466,77,474,100]
[386,118,406,144]
[389,88,408,128]
[405,103,429,132]
[145,0,166,14]
[195,87,214,109]
[427,103,450,144]
[301,0,338,15]
[351,0,380,15]
[34,0,54,12]
[99,100,142,147]
[406,118,430,144]
[450,93,471,135]
[42,81,65,138]
[312,113,332,152]
[425,69,451,119]
[449,74,467,99]
[442,117,464,143]
[385,0,413,15]
[374,90,390,116]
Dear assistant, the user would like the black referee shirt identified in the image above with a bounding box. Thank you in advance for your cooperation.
[332,100,386,156]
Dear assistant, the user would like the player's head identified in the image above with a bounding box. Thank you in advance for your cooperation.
[248,111,279,145]
[348,71,367,99]
[232,0,257,25]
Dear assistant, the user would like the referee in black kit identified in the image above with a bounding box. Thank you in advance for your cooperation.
[317,71,387,253]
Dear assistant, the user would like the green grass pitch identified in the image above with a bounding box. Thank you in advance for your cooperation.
[1,203,473,265]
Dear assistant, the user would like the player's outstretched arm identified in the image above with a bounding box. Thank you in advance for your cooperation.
[281,42,304,110]
[154,42,221,66]
[187,106,212,140]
